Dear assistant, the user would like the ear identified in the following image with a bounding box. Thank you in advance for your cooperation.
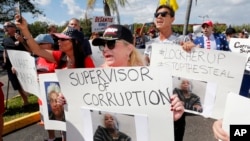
[126,44,134,58]
[127,44,133,53]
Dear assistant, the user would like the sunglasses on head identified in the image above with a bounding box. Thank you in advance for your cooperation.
[154,11,169,18]
[99,40,116,51]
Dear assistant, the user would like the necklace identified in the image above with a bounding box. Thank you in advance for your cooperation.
[67,57,74,68]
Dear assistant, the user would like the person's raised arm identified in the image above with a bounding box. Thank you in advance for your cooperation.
[14,15,56,63]
[139,23,145,36]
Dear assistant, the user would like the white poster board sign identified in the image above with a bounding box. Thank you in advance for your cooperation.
[229,38,250,55]
[7,50,40,96]
[229,38,250,72]
[89,40,104,67]
[150,43,247,118]
[56,66,174,141]
[91,16,115,32]
[38,73,66,131]
[222,92,250,134]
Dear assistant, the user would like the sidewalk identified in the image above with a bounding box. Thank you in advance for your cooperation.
[3,111,40,135]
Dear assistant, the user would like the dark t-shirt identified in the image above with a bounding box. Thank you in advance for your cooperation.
[83,38,92,56]
[2,36,28,69]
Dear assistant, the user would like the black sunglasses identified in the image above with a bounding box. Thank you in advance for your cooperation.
[99,40,116,51]
[154,11,169,18]
[3,25,15,28]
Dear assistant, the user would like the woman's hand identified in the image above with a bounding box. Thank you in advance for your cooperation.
[57,93,66,106]
[14,14,28,31]
[171,94,184,121]
[11,67,16,74]
[212,119,229,141]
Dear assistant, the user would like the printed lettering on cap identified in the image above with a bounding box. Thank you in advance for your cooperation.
[104,27,118,37]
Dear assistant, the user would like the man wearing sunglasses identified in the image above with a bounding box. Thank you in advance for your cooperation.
[144,4,194,66]
[67,18,92,58]
[2,21,29,106]
[144,4,194,141]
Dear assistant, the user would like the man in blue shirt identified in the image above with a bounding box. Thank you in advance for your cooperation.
[193,20,229,51]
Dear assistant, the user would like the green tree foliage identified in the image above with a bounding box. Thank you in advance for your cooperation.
[232,24,250,33]
[86,0,129,24]
[213,23,227,34]
[28,21,49,37]
[23,18,93,39]
[0,0,43,23]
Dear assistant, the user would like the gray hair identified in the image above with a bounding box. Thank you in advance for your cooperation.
[47,83,60,101]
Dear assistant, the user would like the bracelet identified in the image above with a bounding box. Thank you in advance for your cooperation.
[23,35,33,40]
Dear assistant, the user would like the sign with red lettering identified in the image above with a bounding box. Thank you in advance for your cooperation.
[92,16,115,32]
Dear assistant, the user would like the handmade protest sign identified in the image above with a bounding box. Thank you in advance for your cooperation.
[7,50,40,96]
[89,41,104,67]
[229,38,250,55]
[56,66,174,141]
[229,38,250,72]
[38,73,66,131]
[150,43,247,118]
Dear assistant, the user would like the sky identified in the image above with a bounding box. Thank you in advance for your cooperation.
[1,0,250,28]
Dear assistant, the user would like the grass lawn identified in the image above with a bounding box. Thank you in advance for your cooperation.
[3,94,39,122]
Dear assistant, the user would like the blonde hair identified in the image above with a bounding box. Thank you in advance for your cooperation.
[122,40,145,66]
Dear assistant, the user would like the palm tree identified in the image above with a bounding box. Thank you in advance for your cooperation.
[86,0,129,24]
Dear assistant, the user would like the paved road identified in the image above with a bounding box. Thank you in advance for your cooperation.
[1,69,217,141]
[0,70,18,101]
[2,115,217,141]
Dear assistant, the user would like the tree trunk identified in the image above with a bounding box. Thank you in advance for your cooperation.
[103,0,111,16]
[114,1,120,24]
[183,0,193,35]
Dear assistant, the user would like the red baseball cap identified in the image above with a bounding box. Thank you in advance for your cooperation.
[202,20,213,27]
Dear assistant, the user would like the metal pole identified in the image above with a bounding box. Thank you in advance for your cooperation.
[183,0,193,35]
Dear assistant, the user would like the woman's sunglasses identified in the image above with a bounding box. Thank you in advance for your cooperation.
[154,11,169,18]
[99,40,116,51]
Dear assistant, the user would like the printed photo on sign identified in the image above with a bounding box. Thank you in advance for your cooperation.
[172,76,216,116]
[38,73,66,131]
[81,107,148,141]
[44,82,65,122]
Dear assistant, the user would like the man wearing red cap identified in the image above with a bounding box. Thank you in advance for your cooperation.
[193,20,229,51]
